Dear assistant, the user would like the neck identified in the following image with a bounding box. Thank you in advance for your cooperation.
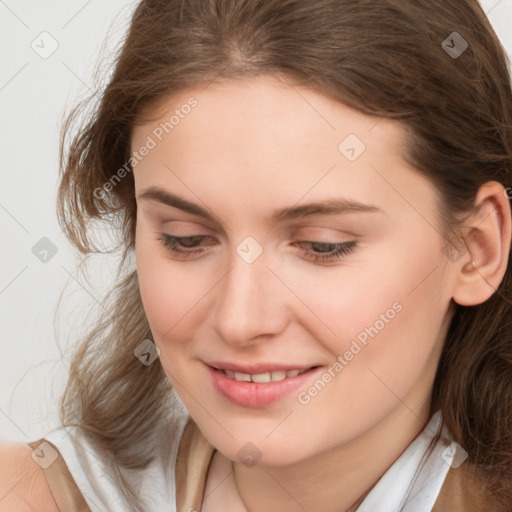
[228,403,432,512]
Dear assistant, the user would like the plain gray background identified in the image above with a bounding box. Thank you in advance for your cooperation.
[1,0,512,443]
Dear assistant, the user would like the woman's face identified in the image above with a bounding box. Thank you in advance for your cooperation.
[132,75,457,465]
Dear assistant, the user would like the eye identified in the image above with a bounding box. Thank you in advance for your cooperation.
[157,234,213,258]
[157,233,357,263]
[291,240,357,262]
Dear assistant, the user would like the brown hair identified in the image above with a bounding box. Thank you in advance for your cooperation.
[56,0,512,509]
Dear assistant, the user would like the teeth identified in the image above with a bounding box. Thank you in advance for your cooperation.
[234,372,251,382]
[223,368,309,382]
[251,373,271,383]
[271,371,287,381]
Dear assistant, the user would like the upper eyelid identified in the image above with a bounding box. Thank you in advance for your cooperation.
[159,234,358,265]
[163,234,355,247]
[151,209,366,239]
[161,232,351,239]
[158,223,359,238]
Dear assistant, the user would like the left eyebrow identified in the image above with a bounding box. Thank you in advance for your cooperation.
[136,186,382,225]
[271,198,381,224]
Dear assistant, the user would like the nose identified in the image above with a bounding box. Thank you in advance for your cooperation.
[213,242,289,347]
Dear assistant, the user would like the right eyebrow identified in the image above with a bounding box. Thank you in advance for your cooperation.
[137,186,382,225]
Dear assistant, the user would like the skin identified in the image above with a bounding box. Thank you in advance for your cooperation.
[0,443,59,511]
[131,74,511,511]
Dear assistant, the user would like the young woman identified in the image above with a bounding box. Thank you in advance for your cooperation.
[1,0,511,510]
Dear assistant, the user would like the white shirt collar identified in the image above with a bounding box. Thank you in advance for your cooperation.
[357,410,456,512]
[43,409,458,512]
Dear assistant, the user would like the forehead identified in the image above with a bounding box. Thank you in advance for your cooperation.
[130,75,437,226]
[131,75,408,176]
[133,74,406,151]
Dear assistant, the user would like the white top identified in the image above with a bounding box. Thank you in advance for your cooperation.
[40,409,458,512]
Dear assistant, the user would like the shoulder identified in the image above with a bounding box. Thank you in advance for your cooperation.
[0,441,59,512]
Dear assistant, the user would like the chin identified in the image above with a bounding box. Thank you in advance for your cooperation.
[211,431,317,468]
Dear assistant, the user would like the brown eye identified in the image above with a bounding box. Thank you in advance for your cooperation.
[157,234,213,257]
[292,240,357,262]
[157,233,357,263]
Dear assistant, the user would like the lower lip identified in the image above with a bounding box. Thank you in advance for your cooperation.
[206,364,321,408]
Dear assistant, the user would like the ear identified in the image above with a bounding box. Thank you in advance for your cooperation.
[452,181,512,306]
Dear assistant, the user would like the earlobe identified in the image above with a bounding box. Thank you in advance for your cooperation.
[452,181,512,307]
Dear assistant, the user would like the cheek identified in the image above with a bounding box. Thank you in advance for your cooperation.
[135,232,202,346]
[275,253,413,358]
[290,237,448,396]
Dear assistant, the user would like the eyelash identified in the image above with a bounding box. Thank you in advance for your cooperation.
[156,234,357,263]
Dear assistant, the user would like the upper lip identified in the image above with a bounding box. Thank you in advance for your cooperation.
[206,361,320,374]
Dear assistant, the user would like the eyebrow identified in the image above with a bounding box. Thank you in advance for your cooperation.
[137,186,381,225]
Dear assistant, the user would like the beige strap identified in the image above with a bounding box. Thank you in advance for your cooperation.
[175,417,216,512]
[28,428,508,512]
[27,439,91,512]
[29,422,216,512]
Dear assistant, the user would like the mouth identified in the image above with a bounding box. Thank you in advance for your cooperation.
[205,362,323,408]
[214,367,314,383]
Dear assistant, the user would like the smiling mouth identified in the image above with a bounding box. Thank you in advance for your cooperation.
[213,367,318,383]
[207,363,323,408]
